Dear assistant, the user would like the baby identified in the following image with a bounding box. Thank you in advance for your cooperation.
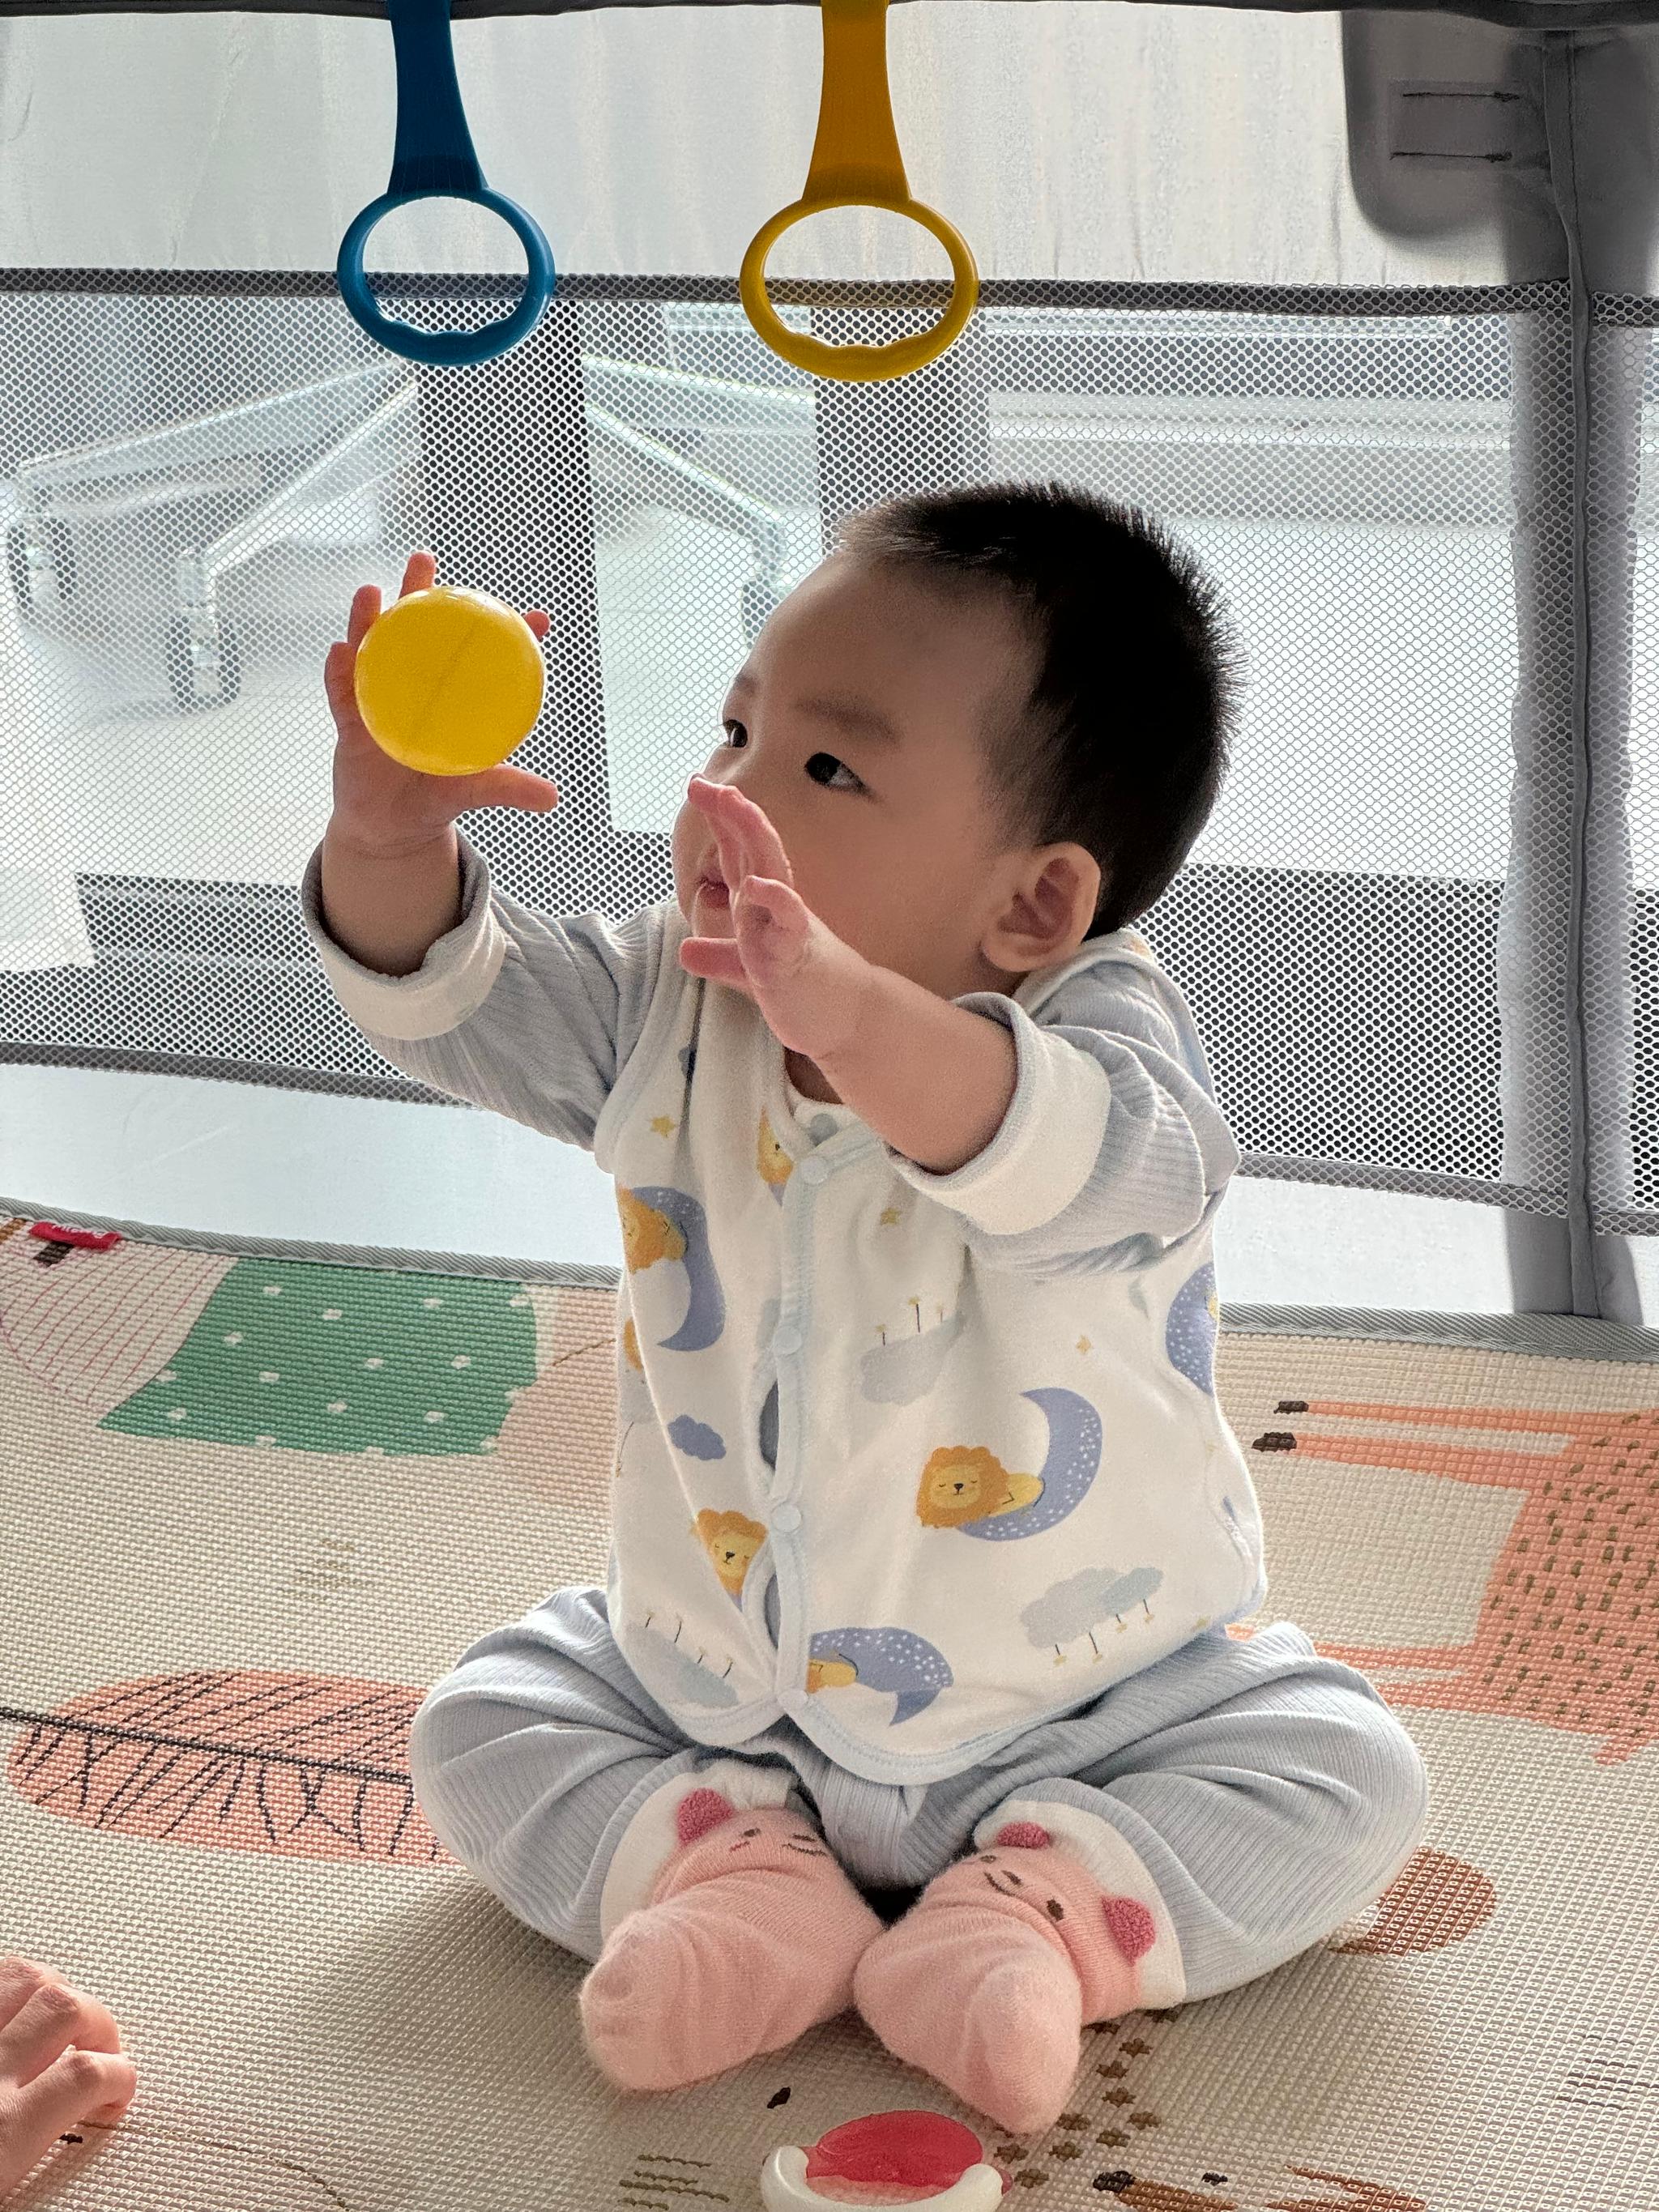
[305,484,1429,2135]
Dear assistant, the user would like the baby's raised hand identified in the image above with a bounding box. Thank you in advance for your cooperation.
[0,1956,136,2192]
[324,549,558,857]
[678,775,871,1064]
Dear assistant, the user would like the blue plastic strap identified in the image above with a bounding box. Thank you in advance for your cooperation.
[386,0,484,194]
[336,0,557,368]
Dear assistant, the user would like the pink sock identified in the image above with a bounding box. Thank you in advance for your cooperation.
[580,1788,885,2093]
[852,1820,1158,2136]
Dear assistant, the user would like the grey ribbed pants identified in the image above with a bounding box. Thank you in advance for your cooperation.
[409,1584,1429,2004]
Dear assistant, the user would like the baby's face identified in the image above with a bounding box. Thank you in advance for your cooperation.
[672,554,1075,1007]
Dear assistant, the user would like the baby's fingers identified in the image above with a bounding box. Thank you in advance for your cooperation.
[399,549,437,600]
[322,639,378,753]
[689,775,790,889]
[346,583,384,654]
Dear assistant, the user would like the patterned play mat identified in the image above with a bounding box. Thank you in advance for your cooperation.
[2,1209,1655,2211]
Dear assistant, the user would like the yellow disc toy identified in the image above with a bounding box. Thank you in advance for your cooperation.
[353,585,546,777]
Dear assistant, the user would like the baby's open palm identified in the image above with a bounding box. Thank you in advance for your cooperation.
[323,550,558,851]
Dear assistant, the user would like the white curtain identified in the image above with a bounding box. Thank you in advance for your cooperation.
[0,2,1517,287]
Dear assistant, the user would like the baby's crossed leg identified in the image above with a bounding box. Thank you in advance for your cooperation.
[410,1587,1428,2130]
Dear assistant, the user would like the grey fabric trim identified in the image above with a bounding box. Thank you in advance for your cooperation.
[6,1193,1657,1363]
[1496,248,1576,1299]
[0,1195,621,1292]
[1537,45,1643,1322]
[0,271,1563,318]
[1220,1300,1659,1363]
[1236,1154,1587,1210]
[1555,38,1598,1319]
[0,1042,463,1108]
[7,2,1659,32]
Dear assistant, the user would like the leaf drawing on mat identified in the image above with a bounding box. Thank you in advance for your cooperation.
[2,1669,451,1868]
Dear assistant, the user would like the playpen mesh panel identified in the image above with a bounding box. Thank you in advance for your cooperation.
[1586,293,1659,1237]
[0,271,1627,1222]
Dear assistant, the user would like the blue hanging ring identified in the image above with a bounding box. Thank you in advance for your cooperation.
[338,0,557,367]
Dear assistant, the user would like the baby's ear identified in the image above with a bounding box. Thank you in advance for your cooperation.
[992,1820,1052,1850]
[1102,1894,1158,1963]
[676,1787,738,1846]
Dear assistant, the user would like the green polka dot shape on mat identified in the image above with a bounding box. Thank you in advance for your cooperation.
[100,1259,537,1457]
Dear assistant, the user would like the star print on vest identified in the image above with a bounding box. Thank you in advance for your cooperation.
[807,1628,953,1724]
[616,1185,726,1353]
[914,1389,1103,1541]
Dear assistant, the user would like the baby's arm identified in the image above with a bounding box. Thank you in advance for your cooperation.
[302,831,668,1150]
[318,818,463,980]
[881,964,1241,1275]
[306,549,669,1148]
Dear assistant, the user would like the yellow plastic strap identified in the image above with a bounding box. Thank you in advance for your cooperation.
[740,0,979,383]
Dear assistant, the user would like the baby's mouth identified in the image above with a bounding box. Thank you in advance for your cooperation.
[697,877,731,909]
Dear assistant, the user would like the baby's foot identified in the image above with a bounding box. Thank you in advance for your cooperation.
[852,1822,1158,2136]
[580,1788,885,2092]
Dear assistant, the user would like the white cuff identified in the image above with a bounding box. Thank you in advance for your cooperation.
[298,832,507,1042]
[977,1793,1187,2009]
[889,996,1111,1237]
[599,1758,798,1939]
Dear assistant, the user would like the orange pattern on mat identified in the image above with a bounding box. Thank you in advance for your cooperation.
[1260,1396,1658,1765]
[3,1668,452,1866]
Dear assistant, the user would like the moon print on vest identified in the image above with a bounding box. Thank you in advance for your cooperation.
[616,1185,726,1352]
[806,1627,953,1724]
[915,1387,1103,1541]
[1165,1259,1220,1394]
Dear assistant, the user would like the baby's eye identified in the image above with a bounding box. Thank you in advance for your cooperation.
[806,751,864,792]
[715,722,862,793]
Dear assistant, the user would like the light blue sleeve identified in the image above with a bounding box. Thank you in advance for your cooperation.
[881,959,1241,1277]
[297,831,674,1153]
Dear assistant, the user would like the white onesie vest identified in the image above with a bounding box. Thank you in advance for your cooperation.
[591,923,1266,1786]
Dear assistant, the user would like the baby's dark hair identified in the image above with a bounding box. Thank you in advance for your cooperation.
[836,481,1239,936]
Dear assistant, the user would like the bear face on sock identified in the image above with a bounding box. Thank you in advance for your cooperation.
[971,1822,1158,1963]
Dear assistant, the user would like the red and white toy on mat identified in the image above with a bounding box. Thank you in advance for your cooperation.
[761,2111,1009,2210]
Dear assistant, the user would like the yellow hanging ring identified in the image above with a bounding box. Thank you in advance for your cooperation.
[740,0,979,384]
